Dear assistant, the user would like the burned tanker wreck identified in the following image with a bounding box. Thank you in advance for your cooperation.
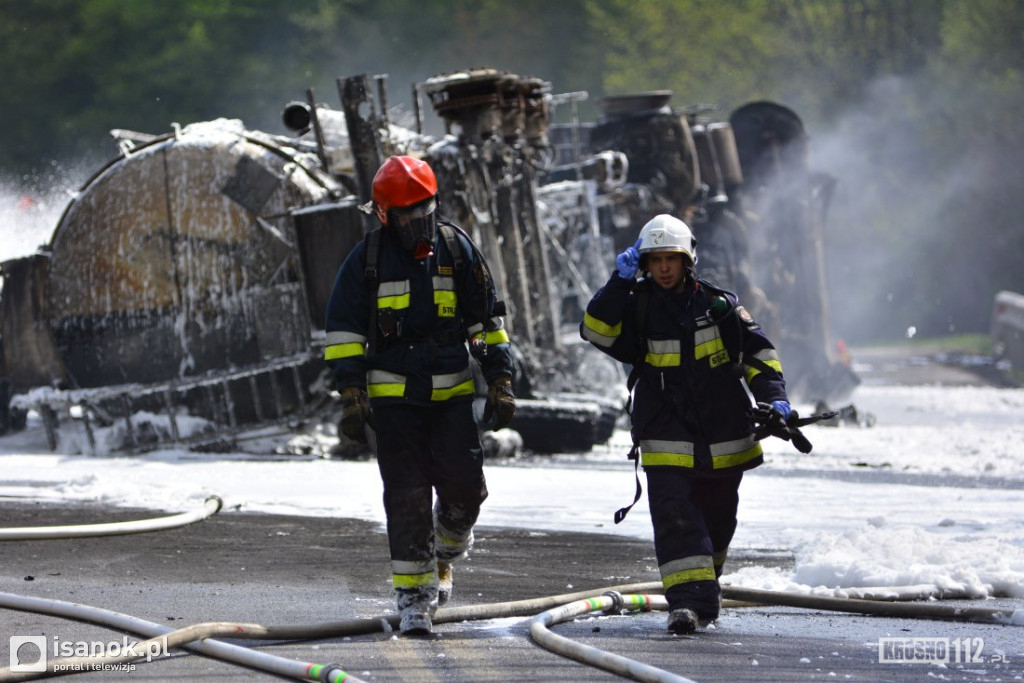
[0,67,858,455]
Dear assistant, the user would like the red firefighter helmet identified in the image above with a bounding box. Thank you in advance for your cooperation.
[371,155,438,224]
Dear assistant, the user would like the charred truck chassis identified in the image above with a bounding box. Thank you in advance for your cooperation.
[0,66,855,455]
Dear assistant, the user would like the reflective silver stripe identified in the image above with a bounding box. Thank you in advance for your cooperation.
[378,281,410,297]
[709,435,757,457]
[432,275,455,290]
[752,348,780,363]
[392,559,435,575]
[660,555,717,587]
[647,339,680,354]
[326,331,367,345]
[660,556,714,575]
[431,368,475,401]
[466,322,485,336]
[435,519,472,547]
[709,435,762,469]
[582,312,620,348]
[581,325,616,348]
[640,439,695,455]
[744,348,783,382]
[368,369,406,385]
[645,338,681,367]
[367,369,407,398]
[694,327,719,346]
[432,368,473,390]
[639,439,696,467]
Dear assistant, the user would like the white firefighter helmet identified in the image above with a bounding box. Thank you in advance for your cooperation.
[637,214,697,266]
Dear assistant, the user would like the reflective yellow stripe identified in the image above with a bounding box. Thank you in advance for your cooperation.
[711,442,762,469]
[379,293,410,309]
[583,312,621,337]
[485,328,510,345]
[644,339,680,367]
[367,369,406,399]
[433,275,457,318]
[744,352,783,382]
[431,378,475,401]
[640,439,695,467]
[582,312,621,348]
[435,289,457,317]
[645,352,680,367]
[641,451,695,467]
[431,369,475,401]
[378,281,411,310]
[662,566,717,588]
[392,571,435,589]
[324,342,364,360]
[694,336,725,359]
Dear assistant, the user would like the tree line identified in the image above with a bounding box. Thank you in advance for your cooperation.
[1,0,1022,342]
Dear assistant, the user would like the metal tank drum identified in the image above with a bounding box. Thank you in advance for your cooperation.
[45,119,342,387]
[2,119,349,442]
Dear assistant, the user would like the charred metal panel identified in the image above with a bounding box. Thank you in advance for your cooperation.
[0,254,67,389]
[249,284,311,359]
[291,200,364,330]
[591,92,700,212]
[221,155,282,214]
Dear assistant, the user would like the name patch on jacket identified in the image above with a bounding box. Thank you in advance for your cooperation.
[695,322,730,368]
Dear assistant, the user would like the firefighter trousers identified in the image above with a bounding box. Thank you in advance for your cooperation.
[645,467,743,620]
[373,401,488,611]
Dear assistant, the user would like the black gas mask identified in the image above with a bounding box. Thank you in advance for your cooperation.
[389,197,438,260]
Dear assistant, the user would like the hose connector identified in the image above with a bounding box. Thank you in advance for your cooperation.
[318,662,347,682]
[601,590,625,612]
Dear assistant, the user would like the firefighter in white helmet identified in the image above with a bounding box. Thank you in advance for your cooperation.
[581,214,791,634]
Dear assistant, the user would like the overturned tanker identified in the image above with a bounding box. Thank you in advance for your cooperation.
[0,67,855,454]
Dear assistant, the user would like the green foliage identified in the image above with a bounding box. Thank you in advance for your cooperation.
[1,0,1022,342]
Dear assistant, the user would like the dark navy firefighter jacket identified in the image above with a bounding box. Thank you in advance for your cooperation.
[324,222,513,405]
[580,272,788,476]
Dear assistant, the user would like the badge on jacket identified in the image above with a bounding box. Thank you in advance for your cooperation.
[736,305,761,330]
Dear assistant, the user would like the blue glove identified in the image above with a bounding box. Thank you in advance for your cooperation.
[770,400,792,422]
[616,238,642,280]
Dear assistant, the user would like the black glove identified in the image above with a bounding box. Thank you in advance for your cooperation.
[483,374,516,430]
[340,386,373,443]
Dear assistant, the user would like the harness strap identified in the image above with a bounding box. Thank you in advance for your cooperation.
[613,442,642,524]
[364,228,383,357]
[363,222,494,357]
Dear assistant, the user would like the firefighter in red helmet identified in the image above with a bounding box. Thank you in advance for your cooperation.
[324,155,515,635]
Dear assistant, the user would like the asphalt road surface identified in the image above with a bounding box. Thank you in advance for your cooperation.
[1,346,1020,681]
[1,500,1021,682]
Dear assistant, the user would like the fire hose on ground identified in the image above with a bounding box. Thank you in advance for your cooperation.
[0,501,1021,682]
[0,496,223,540]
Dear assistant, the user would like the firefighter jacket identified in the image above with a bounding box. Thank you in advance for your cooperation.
[324,222,513,406]
[580,272,788,476]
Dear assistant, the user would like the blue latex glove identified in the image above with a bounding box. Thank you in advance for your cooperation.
[616,238,642,280]
[770,400,792,422]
